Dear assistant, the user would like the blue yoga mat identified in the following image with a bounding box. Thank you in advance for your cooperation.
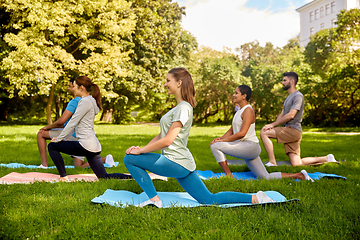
[196,170,346,181]
[0,162,119,169]
[91,189,298,208]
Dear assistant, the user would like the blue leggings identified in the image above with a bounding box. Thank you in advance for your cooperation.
[48,141,131,179]
[124,153,252,204]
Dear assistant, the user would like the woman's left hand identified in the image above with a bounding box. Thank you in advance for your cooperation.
[126,146,141,155]
[129,148,142,155]
[51,137,57,142]
[210,138,222,145]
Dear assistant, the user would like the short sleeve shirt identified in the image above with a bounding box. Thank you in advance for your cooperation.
[283,91,304,132]
[160,101,195,171]
[64,97,81,137]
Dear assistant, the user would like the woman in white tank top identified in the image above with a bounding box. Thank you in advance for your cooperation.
[210,85,314,181]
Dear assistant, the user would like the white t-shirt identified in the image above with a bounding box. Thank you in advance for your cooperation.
[232,104,259,143]
[160,101,196,171]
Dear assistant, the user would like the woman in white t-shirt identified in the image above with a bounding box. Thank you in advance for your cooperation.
[210,85,314,181]
[124,68,278,208]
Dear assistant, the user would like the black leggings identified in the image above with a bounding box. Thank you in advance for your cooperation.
[48,141,131,179]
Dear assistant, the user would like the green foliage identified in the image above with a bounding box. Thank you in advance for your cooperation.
[0,0,136,123]
[193,47,246,123]
[236,40,304,122]
[304,9,360,126]
[106,0,192,123]
[1,4,359,127]
[0,125,359,239]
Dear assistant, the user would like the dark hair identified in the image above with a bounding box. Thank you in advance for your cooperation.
[238,85,252,101]
[168,67,196,107]
[69,79,75,84]
[74,76,103,110]
[283,72,299,85]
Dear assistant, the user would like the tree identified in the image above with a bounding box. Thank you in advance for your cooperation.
[106,0,194,123]
[1,0,136,124]
[304,9,360,126]
[193,47,246,123]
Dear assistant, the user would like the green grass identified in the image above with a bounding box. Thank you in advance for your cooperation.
[0,124,360,239]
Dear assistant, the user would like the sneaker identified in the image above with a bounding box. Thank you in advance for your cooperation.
[37,164,48,169]
[301,170,315,182]
[265,162,277,167]
[255,191,275,203]
[135,199,163,208]
[105,154,115,167]
[327,154,337,163]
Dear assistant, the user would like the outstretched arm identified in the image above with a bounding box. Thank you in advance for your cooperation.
[210,126,233,145]
[54,100,89,142]
[38,110,73,132]
[261,109,298,132]
[126,121,182,155]
[212,107,254,143]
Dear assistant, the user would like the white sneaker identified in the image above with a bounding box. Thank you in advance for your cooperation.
[265,162,277,167]
[37,164,48,169]
[105,154,115,167]
[256,191,275,203]
[327,154,337,163]
[301,170,315,182]
[135,199,163,208]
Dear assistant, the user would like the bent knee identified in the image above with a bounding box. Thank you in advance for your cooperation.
[124,154,137,165]
[47,142,55,151]
[260,131,267,139]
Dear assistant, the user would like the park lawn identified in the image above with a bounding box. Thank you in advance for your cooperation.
[0,124,359,239]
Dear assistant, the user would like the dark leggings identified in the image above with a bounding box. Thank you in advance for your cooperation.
[48,141,131,179]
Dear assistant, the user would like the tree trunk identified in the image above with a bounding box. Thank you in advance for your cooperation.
[0,98,8,121]
[55,95,61,119]
[338,100,360,126]
[101,108,113,122]
[46,84,55,124]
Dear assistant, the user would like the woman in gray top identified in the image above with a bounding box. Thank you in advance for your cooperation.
[48,76,130,181]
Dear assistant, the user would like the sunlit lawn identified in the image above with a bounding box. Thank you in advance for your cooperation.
[0,124,359,239]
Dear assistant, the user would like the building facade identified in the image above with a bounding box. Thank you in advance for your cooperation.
[296,0,360,47]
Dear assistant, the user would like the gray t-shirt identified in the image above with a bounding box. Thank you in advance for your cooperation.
[282,91,304,132]
[160,101,195,171]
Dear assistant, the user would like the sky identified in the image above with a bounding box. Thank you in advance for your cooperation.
[175,0,313,51]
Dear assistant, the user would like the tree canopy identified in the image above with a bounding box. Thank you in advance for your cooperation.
[1,0,136,123]
[304,9,360,126]
[0,3,358,127]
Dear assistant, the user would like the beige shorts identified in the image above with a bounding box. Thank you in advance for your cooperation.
[49,129,85,161]
[274,126,302,156]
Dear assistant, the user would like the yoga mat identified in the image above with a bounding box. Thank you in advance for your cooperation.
[0,162,119,169]
[0,172,98,184]
[227,160,341,166]
[227,160,292,166]
[196,170,346,181]
[91,189,298,208]
[0,172,167,184]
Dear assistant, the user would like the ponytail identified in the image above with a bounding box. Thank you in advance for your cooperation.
[92,83,103,110]
[74,76,103,110]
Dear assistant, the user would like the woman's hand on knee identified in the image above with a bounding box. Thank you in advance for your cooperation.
[210,138,221,145]
[126,146,140,155]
